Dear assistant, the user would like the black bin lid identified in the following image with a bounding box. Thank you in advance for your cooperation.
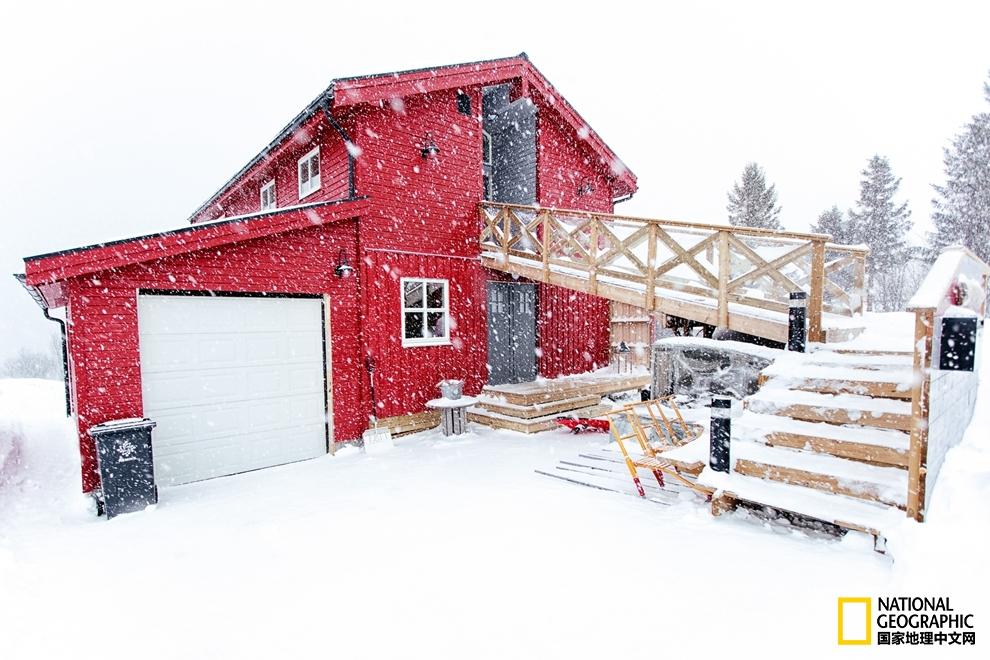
[89,417,157,436]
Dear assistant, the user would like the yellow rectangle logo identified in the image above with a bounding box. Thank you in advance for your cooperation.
[838,597,872,645]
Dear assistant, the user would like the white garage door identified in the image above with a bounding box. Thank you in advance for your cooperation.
[137,294,329,486]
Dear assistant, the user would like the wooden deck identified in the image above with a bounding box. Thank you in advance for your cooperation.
[480,203,869,343]
[468,372,649,433]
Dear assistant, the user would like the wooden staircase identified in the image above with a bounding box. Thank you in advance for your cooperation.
[700,348,915,543]
[468,373,650,433]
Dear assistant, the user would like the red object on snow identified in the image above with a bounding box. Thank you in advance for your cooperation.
[555,417,610,433]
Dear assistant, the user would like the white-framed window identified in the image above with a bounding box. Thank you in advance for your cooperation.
[401,278,450,347]
[260,179,277,211]
[298,147,321,199]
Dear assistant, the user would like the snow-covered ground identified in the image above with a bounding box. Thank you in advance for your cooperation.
[1,363,987,659]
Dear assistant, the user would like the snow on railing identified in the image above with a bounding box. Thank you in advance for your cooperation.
[479,202,869,342]
[904,245,990,521]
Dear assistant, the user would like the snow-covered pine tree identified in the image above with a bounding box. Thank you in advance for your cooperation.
[811,205,852,244]
[847,155,912,275]
[726,163,782,230]
[929,72,990,263]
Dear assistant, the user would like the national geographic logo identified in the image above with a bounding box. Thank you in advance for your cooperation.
[838,596,977,646]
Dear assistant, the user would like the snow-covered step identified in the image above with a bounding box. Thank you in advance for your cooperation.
[731,440,907,508]
[758,363,914,400]
[798,350,913,371]
[467,404,611,434]
[746,388,913,431]
[734,411,910,467]
[476,394,602,419]
[700,468,906,540]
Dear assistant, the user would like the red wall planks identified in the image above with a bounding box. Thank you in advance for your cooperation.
[65,220,365,492]
[534,95,613,378]
[360,250,489,418]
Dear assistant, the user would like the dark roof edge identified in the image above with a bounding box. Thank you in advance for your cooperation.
[183,86,336,224]
[184,53,528,225]
[13,273,48,311]
[27,196,368,263]
[334,52,527,84]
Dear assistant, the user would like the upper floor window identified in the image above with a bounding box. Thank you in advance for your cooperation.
[401,278,450,347]
[298,147,321,199]
[260,180,276,211]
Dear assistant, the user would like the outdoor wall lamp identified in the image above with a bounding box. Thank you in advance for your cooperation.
[334,249,354,278]
[421,132,440,159]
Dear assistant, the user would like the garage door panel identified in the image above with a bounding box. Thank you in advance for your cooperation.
[138,295,329,486]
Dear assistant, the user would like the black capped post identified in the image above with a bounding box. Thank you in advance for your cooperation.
[709,396,732,473]
[788,290,807,352]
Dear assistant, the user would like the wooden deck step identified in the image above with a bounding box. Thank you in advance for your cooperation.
[746,388,913,431]
[476,394,601,419]
[731,441,907,508]
[797,351,913,371]
[374,410,440,436]
[734,412,910,467]
[481,373,649,407]
[701,470,904,542]
[758,363,914,400]
[467,404,612,434]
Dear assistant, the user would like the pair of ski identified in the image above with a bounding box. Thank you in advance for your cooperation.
[535,449,690,505]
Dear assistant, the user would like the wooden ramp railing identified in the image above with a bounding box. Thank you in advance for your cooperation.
[904,246,990,521]
[479,202,869,343]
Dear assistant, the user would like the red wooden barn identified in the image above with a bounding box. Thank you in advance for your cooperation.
[19,53,638,491]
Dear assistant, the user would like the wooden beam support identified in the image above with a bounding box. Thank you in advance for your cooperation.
[646,224,657,310]
[906,308,933,521]
[808,239,826,343]
[717,230,729,328]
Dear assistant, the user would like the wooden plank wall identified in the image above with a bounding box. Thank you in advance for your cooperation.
[610,301,653,370]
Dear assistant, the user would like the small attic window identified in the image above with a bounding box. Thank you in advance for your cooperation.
[260,180,276,211]
[457,92,471,116]
[298,147,321,199]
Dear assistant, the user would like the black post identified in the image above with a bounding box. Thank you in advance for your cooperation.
[709,396,732,473]
[788,291,807,352]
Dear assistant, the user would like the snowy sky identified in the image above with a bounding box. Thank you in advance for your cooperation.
[1,0,988,360]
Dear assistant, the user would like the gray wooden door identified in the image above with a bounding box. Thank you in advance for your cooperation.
[483,85,537,205]
[487,282,537,385]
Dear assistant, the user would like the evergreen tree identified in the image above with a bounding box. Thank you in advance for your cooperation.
[811,205,853,244]
[929,72,990,263]
[847,155,912,275]
[727,162,782,230]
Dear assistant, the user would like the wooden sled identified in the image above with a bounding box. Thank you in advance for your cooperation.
[606,398,712,499]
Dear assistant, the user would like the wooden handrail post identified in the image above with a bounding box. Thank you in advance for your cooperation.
[906,308,934,521]
[541,211,550,283]
[808,239,825,342]
[588,217,599,295]
[502,208,511,261]
[717,230,729,328]
[857,254,868,314]
[646,223,657,310]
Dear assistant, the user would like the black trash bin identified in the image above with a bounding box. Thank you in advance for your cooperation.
[89,418,157,519]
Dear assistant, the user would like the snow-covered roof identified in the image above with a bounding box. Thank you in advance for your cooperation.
[186,53,638,223]
[21,196,369,306]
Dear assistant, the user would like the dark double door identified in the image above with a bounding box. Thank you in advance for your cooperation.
[487,282,537,385]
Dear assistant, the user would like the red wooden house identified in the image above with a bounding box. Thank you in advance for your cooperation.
[20,53,637,491]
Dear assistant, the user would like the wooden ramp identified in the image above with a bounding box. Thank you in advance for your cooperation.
[480,203,869,344]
